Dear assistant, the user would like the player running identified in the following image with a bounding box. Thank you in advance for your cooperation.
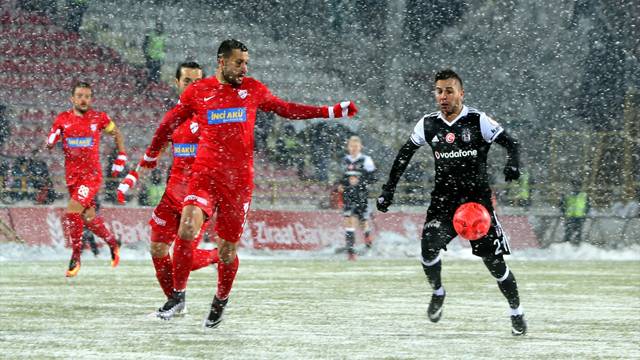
[117,62,218,318]
[376,69,527,335]
[46,81,126,277]
[338,135,376,260]
[137,39,358,328]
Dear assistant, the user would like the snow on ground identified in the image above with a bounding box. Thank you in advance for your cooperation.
[2,257,639,359]
[1,230,639,359]
[1,231,639,262]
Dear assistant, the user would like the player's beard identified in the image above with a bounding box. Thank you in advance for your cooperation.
[441,103,460,117]
[222,68,244,87]
[74,104,89,114]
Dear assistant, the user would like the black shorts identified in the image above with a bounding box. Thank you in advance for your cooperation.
[421,196,511,258]
[343,204,371,222]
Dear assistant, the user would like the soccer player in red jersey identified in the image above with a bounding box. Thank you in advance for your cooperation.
[137,39,358,328]
[117,62,218,317]
[46,82,127,277]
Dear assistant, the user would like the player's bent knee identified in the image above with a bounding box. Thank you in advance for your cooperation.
[177,226,197,241]
[178,205,204,240]
[421,247,440,265]
[343,217,356,228]
[81,207,96,223]
[421,251,441,267]
[150,242,170,258]
[67,199,85,214]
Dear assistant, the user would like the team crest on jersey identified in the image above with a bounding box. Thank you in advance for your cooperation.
[238,89,248,99]
[190,121,199,134]
[445,133,455,143]
[90,124,97,132]
[462,129,471,142]
[77,185,90,200]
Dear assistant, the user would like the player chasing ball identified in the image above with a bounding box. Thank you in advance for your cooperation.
[377,69,527,336]
[135,39,358,328]
[117,62,219,318]
[47,82,126,277]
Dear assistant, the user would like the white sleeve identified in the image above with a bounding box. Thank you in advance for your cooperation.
[409,118,427,146]
[363,156,375,172]
[479,112,504,143]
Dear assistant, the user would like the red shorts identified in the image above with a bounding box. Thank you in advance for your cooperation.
[183,167,253,243]
[149,191,209,245]
[67,178,100,208]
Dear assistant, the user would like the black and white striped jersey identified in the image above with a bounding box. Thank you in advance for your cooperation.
[341,153,376,185]
[410,105,503,197]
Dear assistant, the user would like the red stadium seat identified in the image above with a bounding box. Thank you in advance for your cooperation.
[0,6,183,157]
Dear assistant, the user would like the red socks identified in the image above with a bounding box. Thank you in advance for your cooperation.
[85,216,118,248]
[152,255,173,298]
[216,255,239,300]
[191,248,218,271]
[62,213,84,260]
[172,236,194,292]
[155,249,217,297]
[153,232,218,297]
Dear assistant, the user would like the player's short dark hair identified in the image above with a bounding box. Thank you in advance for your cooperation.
[434,69,463,89]
[217,39,248,60]
[72,81,92,95]
[175,61,204,80]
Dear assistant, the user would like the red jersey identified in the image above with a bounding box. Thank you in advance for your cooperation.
[165,117,200,203]
[147,76,327,185]
[49,109,111,182]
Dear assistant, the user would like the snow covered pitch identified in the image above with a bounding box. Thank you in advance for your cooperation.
[1,256,639,359]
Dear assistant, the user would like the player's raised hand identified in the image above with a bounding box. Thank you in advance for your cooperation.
[326,101,358,118]
[376,184,395,213]
[139,151,159,169]
[116,170,139,204]
[111,151,128,177]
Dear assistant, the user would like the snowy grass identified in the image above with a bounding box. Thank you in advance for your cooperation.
[1,258,639,359]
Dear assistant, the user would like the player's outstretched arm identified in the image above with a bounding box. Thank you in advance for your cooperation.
[376,139,420,212]
[117,144,171,203]
[143,104,192,167]
[494,131,520,182]
[259,91,358,120]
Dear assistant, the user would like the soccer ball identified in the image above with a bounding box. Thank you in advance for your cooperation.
[453,202,491,241]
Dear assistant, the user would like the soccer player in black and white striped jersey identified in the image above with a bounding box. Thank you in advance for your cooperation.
[376,69,527,336]
[338,136,377,260]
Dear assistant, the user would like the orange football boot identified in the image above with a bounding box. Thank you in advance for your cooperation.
[65,258,81,277]
[110,244,120,268]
